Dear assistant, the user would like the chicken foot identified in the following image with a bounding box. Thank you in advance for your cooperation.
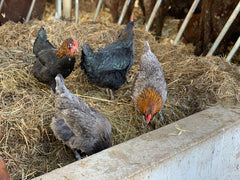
[74,149,82,160]
[105,88,114,100]
[158,111,164,123]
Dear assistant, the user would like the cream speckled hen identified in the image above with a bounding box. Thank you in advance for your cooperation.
[132,41,167,123]
[51,74,112,160]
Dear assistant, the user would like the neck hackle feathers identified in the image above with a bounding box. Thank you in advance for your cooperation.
[56,38,78,58]
[119,18,134,42]
[137,87,162,123]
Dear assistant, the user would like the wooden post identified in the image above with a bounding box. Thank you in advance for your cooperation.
[63,0,72,21]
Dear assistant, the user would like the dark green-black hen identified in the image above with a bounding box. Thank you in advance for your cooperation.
[80,18,134,99]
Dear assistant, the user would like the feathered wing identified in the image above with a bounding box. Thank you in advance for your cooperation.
[57,97,108,139]
[51,117,74,142]
[37,49,75,75]
[96,48,133,72]
[33,49,75,92]
[36,49,56,67]
[56,101,111,155]
[156,70,167,106]
[60,107,95,137]
[33,27,55,55]
[80,20,134,89]
[81,44,95,74]
[32,58,52,82]
[32,50,57,87]
[81,44,133,75]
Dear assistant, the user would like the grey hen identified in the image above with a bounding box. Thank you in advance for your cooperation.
[132,41,167,124]
[51,74,112,160]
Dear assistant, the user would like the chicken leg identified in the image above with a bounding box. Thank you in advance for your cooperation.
[158,111,164,123]
[105,88,114,100]
[74,149,81,160]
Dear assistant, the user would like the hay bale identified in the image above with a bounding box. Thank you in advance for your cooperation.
[0,18,239,179]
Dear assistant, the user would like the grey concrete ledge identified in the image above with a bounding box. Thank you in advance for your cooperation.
[33,106,240,180]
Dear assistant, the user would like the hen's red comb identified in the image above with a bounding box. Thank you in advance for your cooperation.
[130,15,134,22]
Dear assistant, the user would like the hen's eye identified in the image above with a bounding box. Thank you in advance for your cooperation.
[68,43,73,49]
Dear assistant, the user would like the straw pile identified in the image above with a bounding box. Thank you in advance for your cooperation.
[0,4,240,180]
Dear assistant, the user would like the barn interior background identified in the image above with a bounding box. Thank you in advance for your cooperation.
[0,0,240,179]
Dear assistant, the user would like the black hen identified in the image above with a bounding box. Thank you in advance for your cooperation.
[80,19,134,99]
[32,27,78,92]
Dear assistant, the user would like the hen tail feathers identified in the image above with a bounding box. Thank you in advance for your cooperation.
[33,27,54,55]
[37,27,47,41]
[82,44,93,57]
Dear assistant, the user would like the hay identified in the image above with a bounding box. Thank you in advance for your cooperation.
[0,8,240,180]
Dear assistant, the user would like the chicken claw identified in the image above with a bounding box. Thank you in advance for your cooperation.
[158,111,164,123]
[106,88,115,100]
[74,149,82,160]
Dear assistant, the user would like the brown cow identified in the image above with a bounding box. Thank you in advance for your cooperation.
[193,0,240,55]
[180,13,201,45]
[0,0,46,25]
[0,157,11,180]
[139,0,201,37]
[103,0,136,24]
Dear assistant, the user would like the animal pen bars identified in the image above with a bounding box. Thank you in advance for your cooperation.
[1,0,239,61]
[94,0,240,62]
